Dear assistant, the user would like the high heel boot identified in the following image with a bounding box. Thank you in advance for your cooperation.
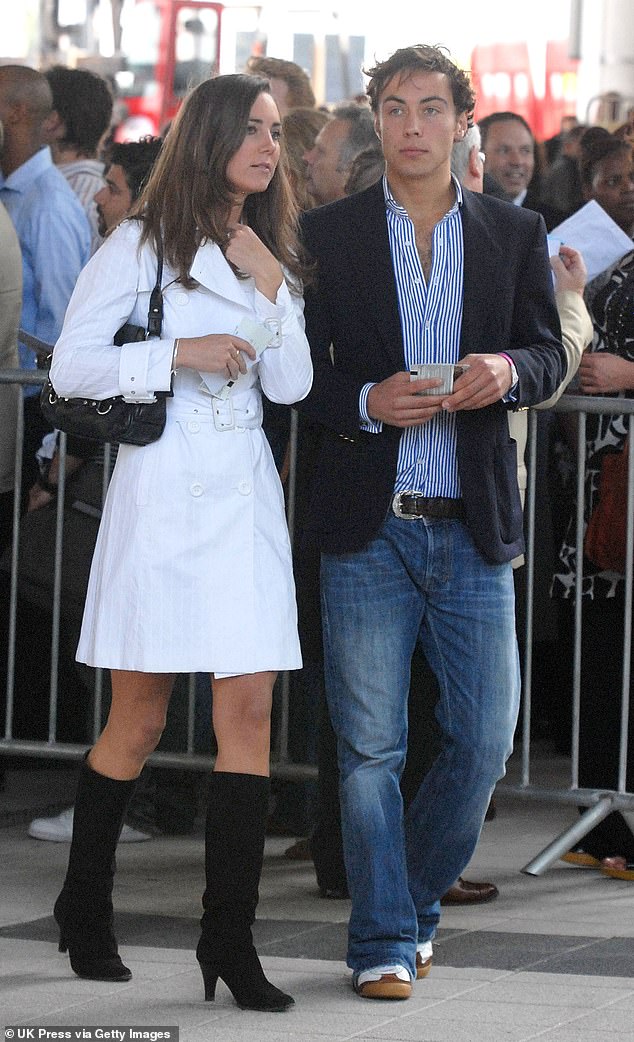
[54,755,137,982]
[196,771,294,1012]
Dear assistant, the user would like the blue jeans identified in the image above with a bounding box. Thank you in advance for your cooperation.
[320,514,520,977]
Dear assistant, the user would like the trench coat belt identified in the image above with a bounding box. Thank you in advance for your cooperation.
[392,492,465,520]
[168,404,261,429]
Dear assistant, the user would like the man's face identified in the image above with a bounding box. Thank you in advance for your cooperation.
[482,119,535,199]
[94,163,132,236]
[304,119,352,204]
[267,76,291,119]
[374,70,467,187]
[0,75,14,170]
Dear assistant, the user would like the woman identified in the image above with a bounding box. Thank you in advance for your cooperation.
[552,129,634,878]
[49,74,313,1011]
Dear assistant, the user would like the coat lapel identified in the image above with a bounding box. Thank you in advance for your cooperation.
[459,191,506,358]
[346,182,405,369]
[189,240,253,309]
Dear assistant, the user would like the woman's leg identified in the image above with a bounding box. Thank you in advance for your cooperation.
[211,670,276,774]
[197,670,294,1011]
[55,671,174,982]
[89,670,175,778]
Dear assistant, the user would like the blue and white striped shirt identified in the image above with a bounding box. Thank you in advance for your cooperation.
[360,174,464,498]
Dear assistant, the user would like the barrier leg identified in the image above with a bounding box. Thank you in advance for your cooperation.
[521,796,615,876]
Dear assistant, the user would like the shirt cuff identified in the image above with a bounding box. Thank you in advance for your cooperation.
[499,352,519,404]
[359,383,382,433]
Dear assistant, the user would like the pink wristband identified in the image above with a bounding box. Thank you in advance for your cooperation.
[499,352,519,392]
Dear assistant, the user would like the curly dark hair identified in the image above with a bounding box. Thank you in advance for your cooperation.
[364,45,475,120]
[107,137,163,202]
[578,126,631,190]
[44,65,113,155]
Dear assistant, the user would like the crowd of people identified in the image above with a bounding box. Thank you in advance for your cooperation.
[0,39,632,1012]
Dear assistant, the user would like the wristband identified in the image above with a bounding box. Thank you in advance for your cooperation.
[499,352,519,390]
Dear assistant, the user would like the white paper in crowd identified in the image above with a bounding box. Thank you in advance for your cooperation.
[549,200,633,281]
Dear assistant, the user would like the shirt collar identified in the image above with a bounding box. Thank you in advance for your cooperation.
[382,172,463,219]
[0,146,53,193]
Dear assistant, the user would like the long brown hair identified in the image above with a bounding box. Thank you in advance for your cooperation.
[134,74,309,291]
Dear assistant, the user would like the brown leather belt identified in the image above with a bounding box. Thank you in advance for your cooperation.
[392,492,465,520]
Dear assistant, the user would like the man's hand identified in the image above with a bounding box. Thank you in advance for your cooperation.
[367,355,515,425]
[366,371,445,427]
[441,354,514,412]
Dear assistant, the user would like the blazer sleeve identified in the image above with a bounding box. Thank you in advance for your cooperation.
[499,209,567,407]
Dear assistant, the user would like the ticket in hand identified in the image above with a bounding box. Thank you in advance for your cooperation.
[199,317,282,399]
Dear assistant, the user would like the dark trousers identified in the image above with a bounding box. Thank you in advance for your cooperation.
[558,596,634,861]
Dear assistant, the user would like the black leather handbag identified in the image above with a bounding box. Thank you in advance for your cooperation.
[41,242,169,446]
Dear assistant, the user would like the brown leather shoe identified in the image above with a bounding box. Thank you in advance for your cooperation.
[353,970,412,1000]
[416,951,432,979]
[560,847,601,868]
[440,877,499,905]
[601,856,634,880]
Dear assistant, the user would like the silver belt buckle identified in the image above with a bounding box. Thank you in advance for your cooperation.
[392,492,418,520]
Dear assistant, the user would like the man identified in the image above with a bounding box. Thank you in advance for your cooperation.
[539,123,587,220]
[0,65,91,492]
[478,110,564,228]
[94,136,163,239]
[304,102,377,205]
[45,65,113,254]
[298,44,566,1000]
[245,55,315,117]
[0,119,22,553]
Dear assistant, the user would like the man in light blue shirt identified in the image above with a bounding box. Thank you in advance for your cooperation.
[0,65,90,489]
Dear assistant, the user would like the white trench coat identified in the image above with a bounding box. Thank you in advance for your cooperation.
[51,220,313,675]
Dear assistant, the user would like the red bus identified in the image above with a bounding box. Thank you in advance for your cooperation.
[113,0,224,139]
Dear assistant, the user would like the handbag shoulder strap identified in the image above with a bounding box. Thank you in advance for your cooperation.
[146,238,164,339]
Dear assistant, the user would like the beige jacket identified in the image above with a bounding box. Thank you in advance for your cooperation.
[0,202,22,495]
[511,288,592,568]
[512,289,593,499]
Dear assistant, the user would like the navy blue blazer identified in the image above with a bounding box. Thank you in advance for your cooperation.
[298,180,566,564]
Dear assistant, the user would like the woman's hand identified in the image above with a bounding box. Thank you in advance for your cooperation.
[226,225,283,302]
[550,244,587,295]
[176,334,257,379]
[579,352,634,395]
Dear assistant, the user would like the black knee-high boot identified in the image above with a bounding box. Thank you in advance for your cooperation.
[196,771,294,1012]
[54,756,137,982]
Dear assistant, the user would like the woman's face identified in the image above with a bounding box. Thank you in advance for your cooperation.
[226,91,282,201]
[587,150,634,233]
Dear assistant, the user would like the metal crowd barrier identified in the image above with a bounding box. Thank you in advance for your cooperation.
[1,366,632,869]
[515,396,633,874]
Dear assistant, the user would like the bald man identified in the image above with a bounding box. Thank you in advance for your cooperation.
[0,65,90,491]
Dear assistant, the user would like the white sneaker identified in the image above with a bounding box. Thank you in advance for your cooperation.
[416,940,433,978]
[353,963,412,999]
[28,806,152,843]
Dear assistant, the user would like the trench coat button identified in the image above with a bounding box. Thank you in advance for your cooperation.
[190,482,204,497]
[238,481,251,495]
[187,420,201,433]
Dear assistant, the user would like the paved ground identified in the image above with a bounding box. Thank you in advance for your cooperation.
[1,753,633,1042]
